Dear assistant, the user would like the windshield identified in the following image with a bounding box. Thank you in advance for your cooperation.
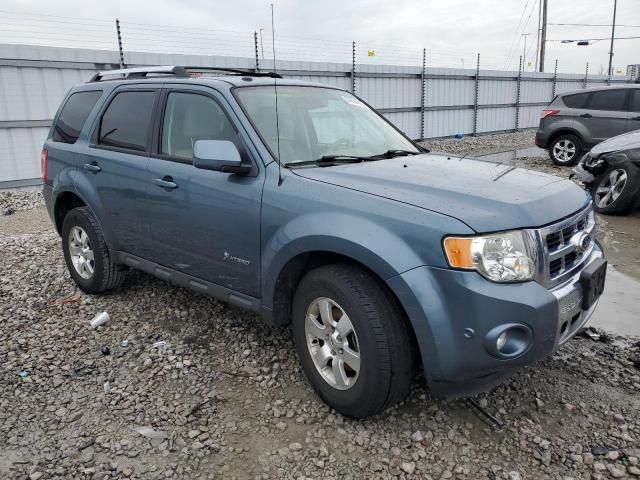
[234,86,419,165]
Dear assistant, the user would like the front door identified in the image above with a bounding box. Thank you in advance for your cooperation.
[146,87,263,297]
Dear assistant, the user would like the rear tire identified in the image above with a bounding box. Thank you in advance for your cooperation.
[61,206,126,293]
[590,163,640,215]
[549,134,583,166]
[292,263,415,418]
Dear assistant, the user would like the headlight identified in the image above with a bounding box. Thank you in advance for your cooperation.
[443,230,535,282]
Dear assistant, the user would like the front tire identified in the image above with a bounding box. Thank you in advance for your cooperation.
[61,206,126,293]
[292,264,415,418]
[591,163,640,215]
[549,134,583,166]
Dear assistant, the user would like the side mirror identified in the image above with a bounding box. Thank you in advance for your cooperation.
[193,140,251,174]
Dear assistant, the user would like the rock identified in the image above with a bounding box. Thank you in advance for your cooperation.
[400,462,416,474]
[628,466,640,477]
[289,442,302,451]
[411,430,423,442]
[508,472,522,480]
[606,464,626,478]
[29,473,43,480]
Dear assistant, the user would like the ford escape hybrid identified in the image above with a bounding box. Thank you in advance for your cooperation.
[43,66,607,418]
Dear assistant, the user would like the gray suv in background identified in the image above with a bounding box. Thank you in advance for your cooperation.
[536,85,640,166]
[43,66,606,418]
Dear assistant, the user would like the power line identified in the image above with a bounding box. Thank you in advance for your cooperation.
[504,0,531,69]
[549,22,640,27]
[548,35,640,42]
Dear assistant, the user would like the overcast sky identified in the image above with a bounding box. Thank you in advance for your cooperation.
[1,0,639,74]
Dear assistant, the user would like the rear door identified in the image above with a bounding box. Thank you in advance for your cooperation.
[628,89,640,132]
[146,86,263,297]
[578,88,630,143]
[83,85,160,257]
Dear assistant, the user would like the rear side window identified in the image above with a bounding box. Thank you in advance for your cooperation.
[52,91,102,144]
[588,89,627,111]
[99,91,156,152]
[562,92,589,109]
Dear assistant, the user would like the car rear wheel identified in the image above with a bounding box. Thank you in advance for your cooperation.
[61,206,126,293]
[591,163,640,215]
[292,263,416,418]
[549,134,583,166]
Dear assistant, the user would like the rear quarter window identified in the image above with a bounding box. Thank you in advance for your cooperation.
[562,92,589,109]
[52,90,102,144]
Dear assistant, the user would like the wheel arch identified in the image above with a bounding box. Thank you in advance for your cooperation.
[265,249,423,368]
[53,191,86,234]
[548,128,585,148]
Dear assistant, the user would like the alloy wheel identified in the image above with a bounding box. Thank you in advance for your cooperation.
[68,226,95,279]
[304,297,361,390]
[595,169,628,208]
[552,139,576,163]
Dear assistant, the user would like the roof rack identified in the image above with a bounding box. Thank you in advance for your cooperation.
[88,65,283,83]
[88,65,188,82]
[187,67,282,79]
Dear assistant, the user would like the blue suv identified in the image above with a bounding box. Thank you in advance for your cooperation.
[43,66,607,418]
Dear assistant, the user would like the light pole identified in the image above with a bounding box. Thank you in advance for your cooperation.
[522,33,530,71]
[608,0,617,77]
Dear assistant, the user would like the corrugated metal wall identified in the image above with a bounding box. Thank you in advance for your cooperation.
[0,43,633,186]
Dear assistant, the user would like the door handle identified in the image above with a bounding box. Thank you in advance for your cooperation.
[153,177,178,190]
[83,162,101,173]
[580,113,592,118]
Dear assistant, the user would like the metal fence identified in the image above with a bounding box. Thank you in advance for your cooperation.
[0,37,634,187]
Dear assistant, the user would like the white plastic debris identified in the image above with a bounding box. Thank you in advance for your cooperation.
[132,426,167,439]
[90,311,110,328]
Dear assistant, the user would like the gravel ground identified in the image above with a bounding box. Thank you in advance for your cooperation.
[2,133,640,480]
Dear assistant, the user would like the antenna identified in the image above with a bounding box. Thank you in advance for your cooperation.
[271,3,283,186]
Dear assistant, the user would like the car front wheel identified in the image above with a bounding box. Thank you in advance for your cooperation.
[292,264,416,418]
[549,134,583,166]
[591,163,640,215]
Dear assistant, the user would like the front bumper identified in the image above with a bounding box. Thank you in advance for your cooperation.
[572,159,596,184]
[387,242,605,398]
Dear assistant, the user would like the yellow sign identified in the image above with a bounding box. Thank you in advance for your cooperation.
[367,49,376,57]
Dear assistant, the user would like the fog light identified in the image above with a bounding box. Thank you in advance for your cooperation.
[496,331,508,352]
[484,323,533,359]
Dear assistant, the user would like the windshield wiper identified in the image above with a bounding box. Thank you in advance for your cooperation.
[369,149,420,159]
[285,155,370,168]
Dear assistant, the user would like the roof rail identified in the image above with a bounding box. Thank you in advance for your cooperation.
[186,67,282,79]
[88,65,189,82]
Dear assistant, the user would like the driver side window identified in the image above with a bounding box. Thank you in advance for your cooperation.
[161,92,240,160]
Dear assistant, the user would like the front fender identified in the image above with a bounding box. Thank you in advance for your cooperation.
[261,211,424,307]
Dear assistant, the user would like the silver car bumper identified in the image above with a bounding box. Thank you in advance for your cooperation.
[572,161,595,184]
[550,243,604,346]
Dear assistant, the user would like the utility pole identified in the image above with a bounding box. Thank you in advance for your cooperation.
[535,0,542,71]
[539,0,548,72]
[522,33,529,71]
[608,0,617,77]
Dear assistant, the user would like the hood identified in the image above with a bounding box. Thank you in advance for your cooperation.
[292,153,589,232]
[591,129,640,156]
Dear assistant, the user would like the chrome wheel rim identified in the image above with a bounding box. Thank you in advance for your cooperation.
[595,168,627,208]
[305,297,361,390]
[553,139,576,163]
[68,226,95,279]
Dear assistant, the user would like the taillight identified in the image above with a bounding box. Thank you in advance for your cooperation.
[41,149,48,183]
[541,109,560,118]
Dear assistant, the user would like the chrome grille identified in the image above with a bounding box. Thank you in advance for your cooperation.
[532,204,595,289]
